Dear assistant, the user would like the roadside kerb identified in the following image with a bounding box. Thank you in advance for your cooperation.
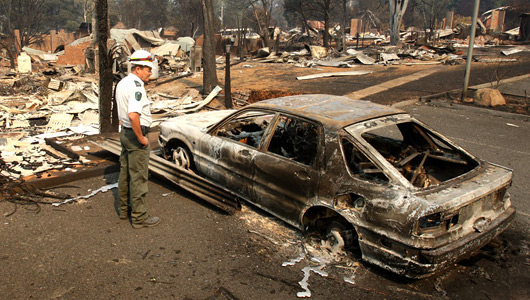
[418,99,530,121]
[391,74,530,121]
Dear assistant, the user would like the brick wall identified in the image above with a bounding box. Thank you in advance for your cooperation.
[56,41,91,66]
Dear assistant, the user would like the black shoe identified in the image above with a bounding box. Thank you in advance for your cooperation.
[132,216,160,229]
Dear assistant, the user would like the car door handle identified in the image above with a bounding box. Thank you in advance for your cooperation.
[239,149,250,157]
[295,170,311,180]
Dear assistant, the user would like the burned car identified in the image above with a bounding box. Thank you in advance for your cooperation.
[158,94,515,278]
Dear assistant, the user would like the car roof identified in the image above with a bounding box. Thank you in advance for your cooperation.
[248,94,404,129]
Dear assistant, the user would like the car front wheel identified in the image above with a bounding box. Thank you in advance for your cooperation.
[172,146,192,170]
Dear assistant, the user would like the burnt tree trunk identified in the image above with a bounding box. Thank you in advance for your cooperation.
[95,0,116,133]
[201,0,219,94]
[389,0,409,46]
[342,0,347,53]
[323,0,331,47]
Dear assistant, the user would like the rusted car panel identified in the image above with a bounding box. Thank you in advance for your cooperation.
[158,94,515,278]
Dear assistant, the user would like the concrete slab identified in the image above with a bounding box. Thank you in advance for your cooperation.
[495,77,530,97]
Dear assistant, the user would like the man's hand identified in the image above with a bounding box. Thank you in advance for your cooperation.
[128,112,149,148]
[138,135,149,148]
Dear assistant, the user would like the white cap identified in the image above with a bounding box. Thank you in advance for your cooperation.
[129,50,154,68]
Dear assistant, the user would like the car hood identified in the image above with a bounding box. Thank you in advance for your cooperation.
[160,110,236,131]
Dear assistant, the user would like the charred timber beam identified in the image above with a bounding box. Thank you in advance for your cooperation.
[45,138,80,160]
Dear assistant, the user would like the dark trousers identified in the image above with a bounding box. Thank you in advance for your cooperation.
[118,128,149,223]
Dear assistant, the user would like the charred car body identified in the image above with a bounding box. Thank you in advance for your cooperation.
[158,94,515,278]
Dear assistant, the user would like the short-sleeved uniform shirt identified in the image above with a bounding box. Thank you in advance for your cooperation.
[116,72,152,128]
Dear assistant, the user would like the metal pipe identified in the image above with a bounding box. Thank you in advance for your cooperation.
[462,0,481,100]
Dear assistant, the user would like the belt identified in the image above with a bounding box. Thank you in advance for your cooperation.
[123,126,150,135]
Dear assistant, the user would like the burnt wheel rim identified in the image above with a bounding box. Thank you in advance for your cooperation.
[172,147,190,169]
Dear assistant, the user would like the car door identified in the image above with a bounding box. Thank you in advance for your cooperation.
[197,110,276,199]
[251,114,321,224]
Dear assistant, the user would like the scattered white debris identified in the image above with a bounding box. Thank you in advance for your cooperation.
[343,276,355,285]
[380,52,400,64]
[506,123,519,128]
[282,253,305,267]
[51,182,118,206]
[501,47,523,56]
[67,124,99,135]
[79,110,99,125]
[297,265,328,298]
[296,70,372,80]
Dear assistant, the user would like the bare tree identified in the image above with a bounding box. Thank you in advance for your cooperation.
[312,0,336,47]
[283,0,338,47]
[416,0,451,43]
[389,0,409,45]
[172,0,203,38]
[341,0,347,52]
[201,0,219,94]
[247,0,275,47]
[110,0,145,28]
[0,0,46,68]
[82,0,93,23]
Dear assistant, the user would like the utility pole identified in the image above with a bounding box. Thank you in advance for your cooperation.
[461,0,481,101]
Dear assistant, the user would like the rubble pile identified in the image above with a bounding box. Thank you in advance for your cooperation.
[244,41,467,68]
[157,56,191,76]
[0,73,100,180]
[0,67,228,181]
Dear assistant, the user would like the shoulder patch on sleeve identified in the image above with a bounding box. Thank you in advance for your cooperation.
[134,80,141,87]
[135,91,142,101]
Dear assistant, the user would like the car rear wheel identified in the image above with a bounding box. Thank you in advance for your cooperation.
[325,220,356,253]
[172,146,192,170]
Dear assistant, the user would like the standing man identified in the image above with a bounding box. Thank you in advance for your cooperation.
[116,50,160,228]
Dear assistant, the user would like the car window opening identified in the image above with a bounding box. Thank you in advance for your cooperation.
[361,122,478,188]
[267,116,319,166]
[216,112,274,148]
[341,139,389,183]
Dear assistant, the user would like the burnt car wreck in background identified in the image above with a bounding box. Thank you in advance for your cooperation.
[158,95,515,278]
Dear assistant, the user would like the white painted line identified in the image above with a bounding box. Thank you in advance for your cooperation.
[345,66,444,99]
